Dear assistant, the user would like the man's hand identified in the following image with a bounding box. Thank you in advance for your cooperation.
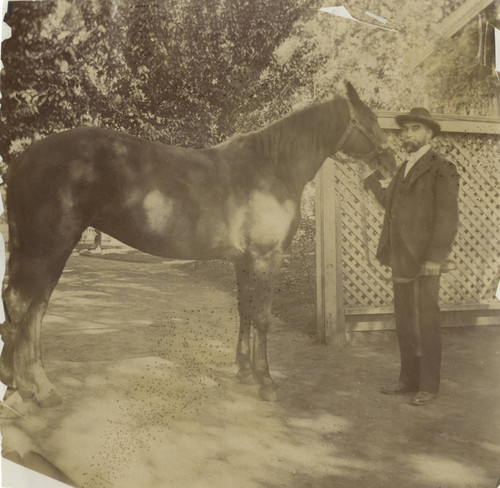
[420,261,441,276]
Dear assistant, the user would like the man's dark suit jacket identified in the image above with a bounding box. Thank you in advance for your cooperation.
[364,149,459,268]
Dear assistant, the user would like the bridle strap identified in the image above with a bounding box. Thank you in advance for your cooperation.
[330,99,359,155]
[331,122,356,155]
[330,99,387,160]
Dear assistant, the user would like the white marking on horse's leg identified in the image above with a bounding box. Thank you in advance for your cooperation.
[14,297,61,406]
[235,257,256,384]
[0,286,32,388]
[0,323,16,388]
[236,320,255,384]
[254,328,280,402]
[3,286,31,323]
[245,249,283,400]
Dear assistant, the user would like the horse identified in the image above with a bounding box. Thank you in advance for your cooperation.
[1,82,395,407]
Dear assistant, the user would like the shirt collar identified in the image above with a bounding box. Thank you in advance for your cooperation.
[407,144,431,164]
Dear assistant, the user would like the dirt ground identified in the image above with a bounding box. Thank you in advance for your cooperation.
[1,252,499,488]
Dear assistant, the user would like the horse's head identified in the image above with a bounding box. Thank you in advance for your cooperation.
[332,82,396,173]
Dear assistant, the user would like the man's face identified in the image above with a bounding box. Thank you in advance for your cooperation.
[400,122,433,153]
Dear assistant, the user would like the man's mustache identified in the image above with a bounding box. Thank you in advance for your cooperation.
[403,142,422,153]
[403,141,418,149]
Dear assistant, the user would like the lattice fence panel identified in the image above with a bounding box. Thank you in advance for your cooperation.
[333,131,500,308]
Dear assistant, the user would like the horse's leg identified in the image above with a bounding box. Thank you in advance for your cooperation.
[1,286,31,388]
[2,249,75,407]
[238,249,282,401]
[13,257,68,407]
[1,250,35,390]
[1,253,67,406]
[235,255,256,384]
[14,286,61,407]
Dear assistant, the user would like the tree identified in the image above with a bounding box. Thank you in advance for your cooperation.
[422,1,500,115]
[234,0,499,132]
[0,0,316,165]
[3,0,494,168]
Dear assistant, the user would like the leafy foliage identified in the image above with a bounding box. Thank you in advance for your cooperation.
[0,0,314,162]
[1,0,496,167]
[237,0,498,130]
[423,1,500,115]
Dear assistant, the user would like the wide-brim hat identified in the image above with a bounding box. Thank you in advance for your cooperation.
[396,107,441,137]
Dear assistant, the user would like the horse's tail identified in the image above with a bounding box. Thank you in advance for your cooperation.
[5,159,22,262]
[2,157,25,325]
[3,154,33,304]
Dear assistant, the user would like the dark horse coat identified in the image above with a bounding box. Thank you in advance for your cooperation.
[1,83,396,407]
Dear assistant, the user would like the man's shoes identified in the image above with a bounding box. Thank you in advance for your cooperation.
[411,391,436,406]
[380,382,416,395]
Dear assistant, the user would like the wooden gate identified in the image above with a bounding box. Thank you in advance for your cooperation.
[316,112,500,342]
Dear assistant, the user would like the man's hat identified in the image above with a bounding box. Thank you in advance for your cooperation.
[395,107,441,137]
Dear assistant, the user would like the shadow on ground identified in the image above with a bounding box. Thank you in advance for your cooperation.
[1,255,499,488]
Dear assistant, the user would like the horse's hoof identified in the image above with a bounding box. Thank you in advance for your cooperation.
[3,387,17,402]
[37,390,63,408]
[0,374,15,389]
[236,369,257,385]
[259,384,281,402]
[0,364,15,389]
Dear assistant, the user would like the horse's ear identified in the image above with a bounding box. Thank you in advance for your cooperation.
[345,81,362,106]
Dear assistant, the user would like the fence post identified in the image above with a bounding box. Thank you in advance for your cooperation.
[315,159,346,344]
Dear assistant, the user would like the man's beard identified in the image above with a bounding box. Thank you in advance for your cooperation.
[403,140,424,153]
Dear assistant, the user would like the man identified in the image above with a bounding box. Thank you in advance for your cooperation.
[363,107,459,406]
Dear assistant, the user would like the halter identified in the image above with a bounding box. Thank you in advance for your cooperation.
[331,99,390,164]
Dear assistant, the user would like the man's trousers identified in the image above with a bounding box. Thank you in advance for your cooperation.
[390,229,442,394]
[393,275,442,394]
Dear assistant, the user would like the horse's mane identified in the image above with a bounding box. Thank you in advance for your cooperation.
[220,95,346,168]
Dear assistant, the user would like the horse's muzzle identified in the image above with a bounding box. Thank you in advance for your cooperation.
[377,145,396,173]
[361,145,396,174]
